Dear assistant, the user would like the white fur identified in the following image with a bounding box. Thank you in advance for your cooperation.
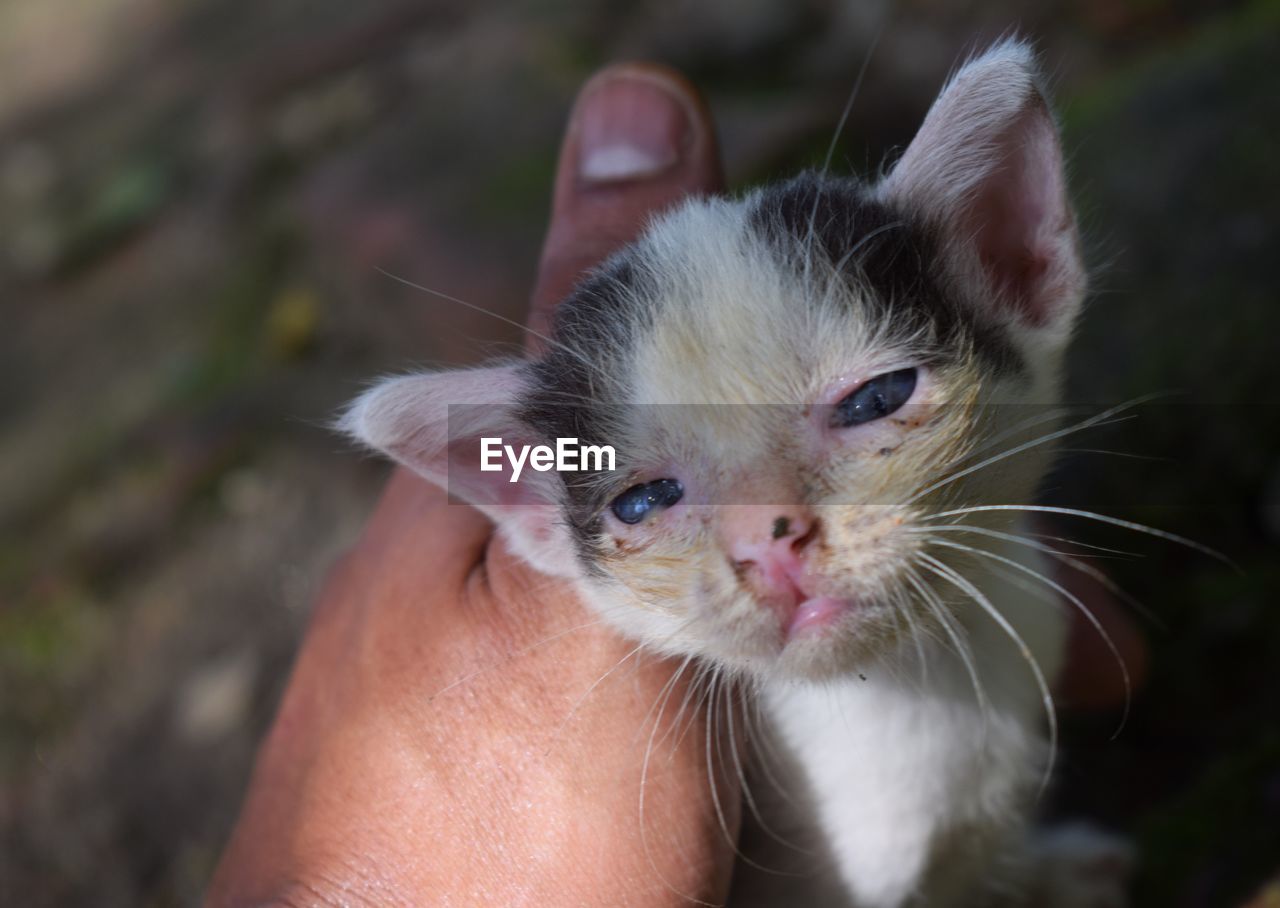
[741,540,1067,907]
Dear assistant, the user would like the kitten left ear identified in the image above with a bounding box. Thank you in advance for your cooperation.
[878,40,1084,332]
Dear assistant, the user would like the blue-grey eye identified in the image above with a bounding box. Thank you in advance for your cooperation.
[610,479,684,525]
[830,368,918,428]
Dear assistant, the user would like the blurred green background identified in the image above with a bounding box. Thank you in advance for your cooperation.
[1,1,1277,905]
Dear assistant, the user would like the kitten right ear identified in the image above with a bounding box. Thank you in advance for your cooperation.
[340,365,579,575]
[878,40,1084,336]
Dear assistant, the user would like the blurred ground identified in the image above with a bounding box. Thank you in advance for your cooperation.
[1,1,1277,906]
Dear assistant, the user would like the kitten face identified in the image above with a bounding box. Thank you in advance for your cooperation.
[520,182,1056,681]
[343,40,1084,684]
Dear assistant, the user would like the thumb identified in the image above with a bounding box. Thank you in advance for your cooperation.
[529,63,724,338]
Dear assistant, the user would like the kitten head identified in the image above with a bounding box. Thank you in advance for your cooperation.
[343,41,1084,681]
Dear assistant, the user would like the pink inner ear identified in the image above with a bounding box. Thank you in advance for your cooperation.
[965,103,1078,327]
[877,41,1085,332]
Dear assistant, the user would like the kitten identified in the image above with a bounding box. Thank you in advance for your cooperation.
[342,40,1131,907]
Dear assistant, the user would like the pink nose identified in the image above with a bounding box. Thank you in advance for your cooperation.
[722,504,819,603]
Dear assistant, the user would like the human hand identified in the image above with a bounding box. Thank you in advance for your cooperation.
[205,64,737,907]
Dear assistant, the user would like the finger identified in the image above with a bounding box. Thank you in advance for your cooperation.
[529,62,724,337]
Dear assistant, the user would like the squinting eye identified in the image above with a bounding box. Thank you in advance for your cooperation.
[610,479,683,525]
[830,368,918,429]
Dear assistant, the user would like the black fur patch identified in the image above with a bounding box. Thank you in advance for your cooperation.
[520,252,650,570]
[749,173,1024,376]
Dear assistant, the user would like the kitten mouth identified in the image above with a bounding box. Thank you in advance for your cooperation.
[744,560,857,643]
[785,595,853,640]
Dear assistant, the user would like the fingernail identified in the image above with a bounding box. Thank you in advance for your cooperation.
[575,71,691,184]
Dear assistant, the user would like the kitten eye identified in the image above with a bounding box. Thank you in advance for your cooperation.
[610,479,684,525]
[830,368,918,429]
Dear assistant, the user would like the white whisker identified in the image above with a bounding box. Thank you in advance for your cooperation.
[706,669,765,869]
[909,523,1161,626]
[970,406,1070,455]
[375,267,613,388]
[905,567,991,731]
[742,678,805,812]
[803,26,885,288]
[891,591,931,692]
[1056,447,1167,462]
[924,537,1132,738]
[636,657,717,907]
[922,504,1234,568]
[919,552,1057,797]
[542,639,650,757]
[905,395,1160,507]
[724,674,809,862]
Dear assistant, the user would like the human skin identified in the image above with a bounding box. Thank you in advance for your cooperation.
[205,63,1144,907]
